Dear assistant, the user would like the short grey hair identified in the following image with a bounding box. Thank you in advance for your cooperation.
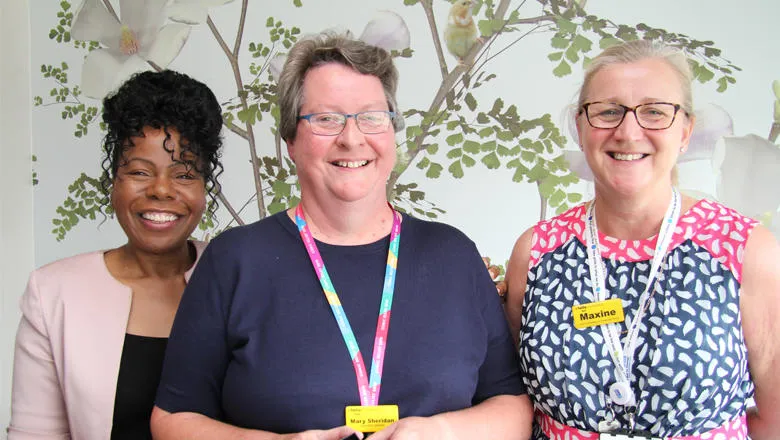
[277,32,403,143]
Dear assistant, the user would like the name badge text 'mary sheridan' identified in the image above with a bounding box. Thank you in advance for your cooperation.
[572,298,625,329]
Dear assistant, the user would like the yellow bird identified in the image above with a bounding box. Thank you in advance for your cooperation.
[444,0,478,63]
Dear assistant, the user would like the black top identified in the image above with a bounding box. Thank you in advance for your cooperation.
[111,333,167,440]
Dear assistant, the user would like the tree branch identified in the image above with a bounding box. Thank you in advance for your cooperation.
[232,0,249,56]
[275,131,283,163]
[101,0,119,22]
[421,0,449,81]
[770,122,780,144]
[477,23,549,71]
[41,101,81,107]
[537,181,548,222]
[147,60,163,72]
[207,16,232,59]
[223,193,261,229]
[217,192,245,226]
[223,117,249,139]
[386,0,513,199]
[207,15,267,219]
[508,14,557,25]
[446,22,551,106]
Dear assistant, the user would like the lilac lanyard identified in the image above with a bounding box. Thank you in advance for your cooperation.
[294,204,401,406]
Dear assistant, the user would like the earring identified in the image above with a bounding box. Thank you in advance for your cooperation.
[680,146,686,153]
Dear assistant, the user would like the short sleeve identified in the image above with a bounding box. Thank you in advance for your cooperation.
[8,272,71,439]
[155,244,229,419]
[471,247,527,403]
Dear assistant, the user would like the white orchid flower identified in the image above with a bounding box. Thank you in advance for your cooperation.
[680,103,733,162]
[712,134,780,219]
[168,0,235,25]
[562,150,593,181]
[268,54,287,83]
[359,10,411,52]
[71,0,191,99]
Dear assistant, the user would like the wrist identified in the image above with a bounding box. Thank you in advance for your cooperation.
[429,415,457,440]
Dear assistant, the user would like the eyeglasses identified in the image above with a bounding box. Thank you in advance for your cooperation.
[580,101,686,130]
[297,111,396,136]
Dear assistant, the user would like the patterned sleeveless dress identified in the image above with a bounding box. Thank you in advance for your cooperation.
[519,199,756,439]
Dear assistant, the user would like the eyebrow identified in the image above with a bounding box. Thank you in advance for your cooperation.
[592,97,673,104]
[121,157,198,169]
[305,102,389,113]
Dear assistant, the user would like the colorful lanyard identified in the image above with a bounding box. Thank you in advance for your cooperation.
[295,204,401,406]
[584,188,680,408]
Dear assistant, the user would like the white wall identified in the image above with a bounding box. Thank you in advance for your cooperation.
[0,0,35,431]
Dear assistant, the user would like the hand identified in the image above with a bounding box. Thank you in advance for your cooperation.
[279,425,363,440]
[369,416,452,440]
[482,257,507,299]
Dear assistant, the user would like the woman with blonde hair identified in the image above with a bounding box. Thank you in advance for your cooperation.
[505,39,780,439]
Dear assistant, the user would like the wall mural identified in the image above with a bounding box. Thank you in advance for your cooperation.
[32,0,780,273]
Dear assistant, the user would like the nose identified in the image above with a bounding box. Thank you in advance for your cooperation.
[336,116,364,148]
[613,110,645,141]
[147,175,175,200]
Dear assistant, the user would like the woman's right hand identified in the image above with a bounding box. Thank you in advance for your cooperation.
[151,407,363,440]
[279,426,362,440]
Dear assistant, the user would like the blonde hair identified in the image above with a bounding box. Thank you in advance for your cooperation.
[578,40,694,116]
[277,32,403,142]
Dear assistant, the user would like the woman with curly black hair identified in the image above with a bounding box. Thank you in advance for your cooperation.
[8,70,224,440]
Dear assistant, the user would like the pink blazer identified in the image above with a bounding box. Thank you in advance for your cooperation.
[7,242,206,440]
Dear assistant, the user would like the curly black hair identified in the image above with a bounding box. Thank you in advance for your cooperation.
[100,70,224,217]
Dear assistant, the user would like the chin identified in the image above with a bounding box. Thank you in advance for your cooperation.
[329,184,385,204]
[128,234,193,255]
[598,175,654,197]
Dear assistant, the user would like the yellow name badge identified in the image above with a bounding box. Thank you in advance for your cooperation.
[345,405,399,433]
[572,298,625,329]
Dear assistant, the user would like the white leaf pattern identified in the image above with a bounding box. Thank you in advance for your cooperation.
[519,201,755,439]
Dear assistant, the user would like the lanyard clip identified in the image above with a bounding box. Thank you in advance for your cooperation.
[626,407,636,432]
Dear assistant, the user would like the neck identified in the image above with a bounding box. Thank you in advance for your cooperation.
[294,196,394,246]
[112,242,195,280]
[592,184,675,240]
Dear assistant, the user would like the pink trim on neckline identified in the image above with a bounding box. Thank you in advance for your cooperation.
[528,199,757,275]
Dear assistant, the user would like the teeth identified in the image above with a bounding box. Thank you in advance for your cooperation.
[334,160,369,168]
[612,153,644,161]
[142,212,179,223]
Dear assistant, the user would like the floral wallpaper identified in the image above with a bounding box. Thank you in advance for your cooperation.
[30,0,780,270]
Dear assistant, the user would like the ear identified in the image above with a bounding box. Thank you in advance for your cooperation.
[109,179,117,208]
[285,137,296,162]
[679,114,695,151]
[575,112,585,149]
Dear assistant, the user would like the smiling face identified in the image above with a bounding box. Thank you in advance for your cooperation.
[286,62,396,208]
[576,57,694,198]
[111,126,206,255]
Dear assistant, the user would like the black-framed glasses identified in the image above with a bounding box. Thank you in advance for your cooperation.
[298,111,396,136]
[580,101,685,130]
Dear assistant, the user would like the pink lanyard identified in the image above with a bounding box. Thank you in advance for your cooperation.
[294,205,402,406]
